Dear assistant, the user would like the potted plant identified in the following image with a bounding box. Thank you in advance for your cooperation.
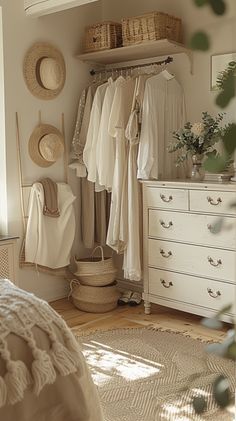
[168,111,227,180]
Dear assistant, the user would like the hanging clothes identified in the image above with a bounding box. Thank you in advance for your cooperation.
[96,78,117,192]
[123,75,150,281]
[83,81,108,191]
[137,72,186,180]
[106,76,135,254]
[25,183,76,269]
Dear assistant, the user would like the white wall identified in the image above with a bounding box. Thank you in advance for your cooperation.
[0,0,100,301]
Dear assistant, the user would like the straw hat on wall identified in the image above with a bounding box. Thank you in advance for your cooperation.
[23,42,66,100]
[28,124,64,167]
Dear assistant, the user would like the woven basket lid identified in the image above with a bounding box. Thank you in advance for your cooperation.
[28,124,64,167]
[23,42,66,100]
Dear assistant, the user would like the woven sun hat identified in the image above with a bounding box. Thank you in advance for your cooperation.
[28,124,64,167]
[23,42,66,100]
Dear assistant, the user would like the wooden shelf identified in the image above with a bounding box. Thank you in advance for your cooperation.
[76,39,193,71]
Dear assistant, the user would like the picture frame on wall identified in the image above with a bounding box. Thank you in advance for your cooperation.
[211,52,236,91]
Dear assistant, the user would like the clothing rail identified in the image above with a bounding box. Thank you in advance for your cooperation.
[90,55,173,76]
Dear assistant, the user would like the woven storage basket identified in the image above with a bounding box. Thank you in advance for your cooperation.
[122,12,182,46]
[72,281,120,313]
[84,21,122,53]
[73,246,117,286]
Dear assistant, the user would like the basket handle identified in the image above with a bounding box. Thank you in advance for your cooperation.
[68,279,80,299]
[90,245,105,263]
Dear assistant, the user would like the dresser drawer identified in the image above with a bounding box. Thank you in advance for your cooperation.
[146,187,188,210]
[148,209,236,249]
[148,239,236,282]
[148,268,235,314]
[190,190,236,215]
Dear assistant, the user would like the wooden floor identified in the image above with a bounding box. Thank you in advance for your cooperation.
[51,298,229,342]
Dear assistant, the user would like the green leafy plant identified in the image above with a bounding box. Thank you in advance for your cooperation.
[216,61,236,90]
[168,112,225,165]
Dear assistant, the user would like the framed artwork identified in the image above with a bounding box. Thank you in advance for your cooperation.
[211,52,236,91]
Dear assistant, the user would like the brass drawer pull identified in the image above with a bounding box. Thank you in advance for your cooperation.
[207,196,222,206]
[207,288,221,298]
[160,249,172,258]
[160,194,173,203]
[160,220,173,229]
[207,256,222,267]
[161,279,173,288]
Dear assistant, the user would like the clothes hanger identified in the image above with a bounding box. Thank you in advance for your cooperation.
[160,68,175,80]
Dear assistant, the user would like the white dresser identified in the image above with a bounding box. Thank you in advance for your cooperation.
[142,181,236,323]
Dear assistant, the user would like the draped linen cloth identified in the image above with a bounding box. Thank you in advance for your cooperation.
[137,73,187,180]
[0,279,103,421]
[25,183,76,269]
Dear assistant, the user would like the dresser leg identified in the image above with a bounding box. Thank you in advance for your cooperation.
[144,300,151,315]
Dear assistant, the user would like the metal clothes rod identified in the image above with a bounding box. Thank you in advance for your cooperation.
[90,55,173,76]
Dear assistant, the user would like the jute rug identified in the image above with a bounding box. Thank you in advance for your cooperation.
[77,328,235,421]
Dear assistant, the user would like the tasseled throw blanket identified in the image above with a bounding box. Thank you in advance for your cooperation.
[0,279,84,407]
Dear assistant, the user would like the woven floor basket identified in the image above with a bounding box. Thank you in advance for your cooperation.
[72,282,120,313]
[74,246,117,286]
[84,21,122,53]
[122,12,182,46]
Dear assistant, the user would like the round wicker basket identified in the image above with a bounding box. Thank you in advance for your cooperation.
[72,281,120,313]
[74,246,117,286]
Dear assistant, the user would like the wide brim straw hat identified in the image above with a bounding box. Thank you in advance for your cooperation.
[23,42,66,100]
[28,124,64,167]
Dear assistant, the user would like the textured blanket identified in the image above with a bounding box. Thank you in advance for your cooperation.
[0,279,103,421]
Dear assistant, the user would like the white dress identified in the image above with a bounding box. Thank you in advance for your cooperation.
[106,76,135,253]
[123,75,149,281]
[83,82,108,190]
[137,73,186,180]
[96,78,117,192]
[25,183,76,269]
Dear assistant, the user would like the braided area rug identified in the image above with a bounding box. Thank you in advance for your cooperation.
[77,328,235,421]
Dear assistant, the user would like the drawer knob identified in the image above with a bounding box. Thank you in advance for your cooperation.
[161,279,173,288]
[160,220,173,229]
[160,194,173,203]
[207,196,222,206]
[207,288,221,298]
[160,249,172,258]
[207,256,222,267]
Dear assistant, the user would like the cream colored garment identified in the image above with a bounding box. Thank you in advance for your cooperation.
[25,183,76,269]
[106,76,135,253]
[0,279,103,421]
[83,82,108,191]
[123,75,149,281]
[96,78,117,192]
[137,72,187,180]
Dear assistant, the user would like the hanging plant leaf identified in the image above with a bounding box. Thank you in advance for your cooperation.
[213,376,231,408]
[227,342,236,360]
[209,0,226,15]
[222,123,236,155]
[194,0,208,6]
[203,154,227,172]
[189,32,210,51]
[216,74,235,108]
[202,317,223,329]
[216,304,232,317]
[192,396,207,414]
[206,342,228,357]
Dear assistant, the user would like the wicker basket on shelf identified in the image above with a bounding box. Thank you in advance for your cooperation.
[121,11,182,46]
[84,21,122,53]
[72,281,120,313]
[73,246,117,286]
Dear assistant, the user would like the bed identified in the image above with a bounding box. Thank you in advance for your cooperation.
[0,279,104,421]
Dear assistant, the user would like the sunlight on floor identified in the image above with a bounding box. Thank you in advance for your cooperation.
[83,340,163,384]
